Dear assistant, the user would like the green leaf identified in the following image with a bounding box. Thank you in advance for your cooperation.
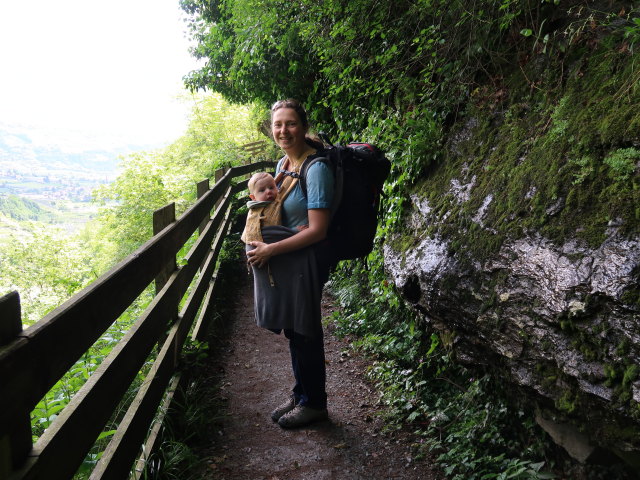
[97,429,117,441]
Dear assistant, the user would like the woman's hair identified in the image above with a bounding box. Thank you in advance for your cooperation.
[270,99,324,149]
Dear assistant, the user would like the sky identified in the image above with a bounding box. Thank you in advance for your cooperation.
[0,0,203,150]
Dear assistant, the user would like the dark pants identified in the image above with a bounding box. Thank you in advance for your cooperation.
[284,329,327,409]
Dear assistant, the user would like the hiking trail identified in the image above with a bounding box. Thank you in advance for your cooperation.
[190,263,443,480]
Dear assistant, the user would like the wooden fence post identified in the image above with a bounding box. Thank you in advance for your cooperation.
[153,203,177,295]
[196,179,209,235]
[153,203,178,353]
[214,168,226,209]
[0,291,32,477]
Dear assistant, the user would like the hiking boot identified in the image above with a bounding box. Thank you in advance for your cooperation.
[277,405,328,428]
[271,396,296,422]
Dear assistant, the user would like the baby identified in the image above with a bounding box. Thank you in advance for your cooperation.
[241,172,281,244]
[241,171,309,245]
[249,172,278,203]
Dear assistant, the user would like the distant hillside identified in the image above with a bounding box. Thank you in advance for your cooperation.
[0,195,57,222]
[0,122,156,177]
[0,122,160,201]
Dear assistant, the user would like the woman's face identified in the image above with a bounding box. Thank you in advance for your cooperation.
[271,107,307,152]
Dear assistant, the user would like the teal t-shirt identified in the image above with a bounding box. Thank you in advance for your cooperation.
[277,158,334,229]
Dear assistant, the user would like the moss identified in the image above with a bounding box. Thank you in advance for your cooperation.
[623,364,639,389]
[600,361,639,409]
[410,41,640,266]
[542,375,558,389]
[616,385,632,404]
[535,361,563,390]
[604,363,620,388]
[578,344,598,362]
[389,233,418,254]
[616,338,631,356]
[601,422,640,443]
[478,293,496,315]
[556,390,578,414]
[560,319,574,332]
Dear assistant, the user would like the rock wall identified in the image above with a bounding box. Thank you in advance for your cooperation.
[384,190,640,461]
[379,29,640,465]
[384,158,640,467]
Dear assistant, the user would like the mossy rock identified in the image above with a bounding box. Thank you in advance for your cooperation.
[407,41,639,263]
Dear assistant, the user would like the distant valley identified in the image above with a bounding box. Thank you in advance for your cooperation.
[0,122,154,203]
[0,123,157,235]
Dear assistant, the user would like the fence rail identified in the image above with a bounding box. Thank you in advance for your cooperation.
[241,140,268,157]
[0,159,274,480]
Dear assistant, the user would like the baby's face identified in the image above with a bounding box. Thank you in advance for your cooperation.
[252,177,277,202]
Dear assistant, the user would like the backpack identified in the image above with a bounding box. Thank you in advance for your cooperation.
[299,139,391,262]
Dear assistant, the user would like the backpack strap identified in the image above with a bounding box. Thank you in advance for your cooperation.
[280,169,301,179]
[273,156,289,187]
[274,156,303,187]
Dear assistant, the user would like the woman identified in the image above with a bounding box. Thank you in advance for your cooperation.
[246,99,334,428]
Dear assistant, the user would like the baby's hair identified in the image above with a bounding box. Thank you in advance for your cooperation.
[248,172,275,194]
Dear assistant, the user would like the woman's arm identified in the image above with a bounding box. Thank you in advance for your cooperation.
[246,208,330,268]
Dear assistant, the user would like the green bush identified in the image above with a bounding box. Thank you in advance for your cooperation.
[327,262,555,479]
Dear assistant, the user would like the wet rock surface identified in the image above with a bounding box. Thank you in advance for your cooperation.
[384,193,640,467]
[193,271,442,480]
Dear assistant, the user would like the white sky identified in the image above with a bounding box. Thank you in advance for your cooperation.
[0,0,202,149]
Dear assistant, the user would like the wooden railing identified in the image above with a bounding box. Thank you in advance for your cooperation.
[241,140,268,158]
[0,159,274,480]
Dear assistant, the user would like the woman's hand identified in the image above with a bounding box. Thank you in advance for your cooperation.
[246,241,273,268]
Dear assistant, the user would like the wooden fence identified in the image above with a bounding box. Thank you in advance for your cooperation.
[241,140,268,158]
[0,159,274,480]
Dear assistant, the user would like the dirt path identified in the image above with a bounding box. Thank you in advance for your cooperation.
[193,266,443,480]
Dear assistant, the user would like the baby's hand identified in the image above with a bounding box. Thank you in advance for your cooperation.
[296,224,309,232]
